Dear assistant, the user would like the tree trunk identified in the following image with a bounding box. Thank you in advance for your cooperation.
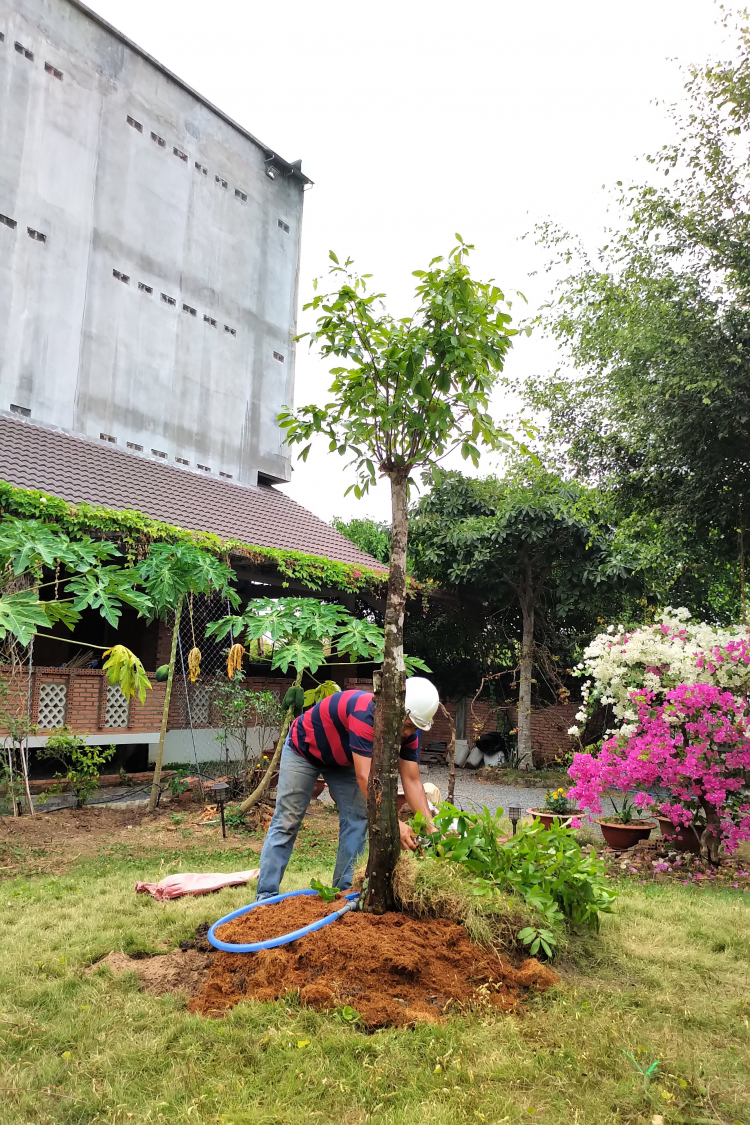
[364,473,408,914]
[148,598,183,812]
[699,797,722,865]
[517,602,534,771]
[240,669,303,812]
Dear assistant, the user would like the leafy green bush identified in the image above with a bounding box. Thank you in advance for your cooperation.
[412,803,616,932]
[37,729,115,808]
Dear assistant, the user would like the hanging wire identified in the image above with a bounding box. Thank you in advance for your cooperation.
[177,629,205,800]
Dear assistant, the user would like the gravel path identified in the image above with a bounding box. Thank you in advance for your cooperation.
[419,764,620,836]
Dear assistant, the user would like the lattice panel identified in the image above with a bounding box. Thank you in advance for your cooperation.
[189,685,211,726]
[38,682,67,729]
[104,683,129,728]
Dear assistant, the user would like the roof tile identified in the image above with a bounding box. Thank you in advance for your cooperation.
[0,415,385,571]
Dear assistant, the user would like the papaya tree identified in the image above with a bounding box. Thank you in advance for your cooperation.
[208,597,429,811]
[278,239,518,911]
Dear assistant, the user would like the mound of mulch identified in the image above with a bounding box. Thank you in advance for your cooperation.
[191,900,558,1028]
[214,893,343,945]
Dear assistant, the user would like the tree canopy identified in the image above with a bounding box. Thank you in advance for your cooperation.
[525,10,750,622]
[410,465,641,765]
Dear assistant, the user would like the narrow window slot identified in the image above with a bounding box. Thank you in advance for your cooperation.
[44,62,63,79]
[224,325,236,336]
[175,457,189,465]
[15,42,34,60]
[113,269,130,284]
[182,303,197,316]
[215,175,228,189]
[151,131,166,147]
[99,433,116,443]
[127,115,143,132]
[273,351,285,362]
[10,404,31,417]
[173,147,188,162]
[127,441,143,451]
[203,315,217,328]
[27,228,47,242]
[278,219,290,233]
[138,282,153,294]
[0,214,17,230]
[151,449,166,458]
[219,471,233,479]
[195,162,208,176]
[235,189,247,202]
[197,464,211,472]
[161,293,176,306]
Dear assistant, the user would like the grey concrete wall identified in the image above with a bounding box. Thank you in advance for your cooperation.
[0,0,305,485]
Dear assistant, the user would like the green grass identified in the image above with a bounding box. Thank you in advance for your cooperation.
[1,836,749,1125]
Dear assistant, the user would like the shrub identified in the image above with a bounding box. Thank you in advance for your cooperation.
[569,683,750,861]
[411,803,616,932]
[37,728,115,808]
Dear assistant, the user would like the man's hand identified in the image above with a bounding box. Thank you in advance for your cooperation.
[399,820,418,851]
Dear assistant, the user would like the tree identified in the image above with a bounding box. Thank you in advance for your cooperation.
[410,466,639,768]
[526,12,750,622]
[332,516,392,566]
[208,596,429,814]
[279,240,518,910]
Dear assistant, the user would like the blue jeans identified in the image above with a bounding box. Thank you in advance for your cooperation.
[255,740,368,900]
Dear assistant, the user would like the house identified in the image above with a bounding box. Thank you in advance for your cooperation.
[0,0,386,773]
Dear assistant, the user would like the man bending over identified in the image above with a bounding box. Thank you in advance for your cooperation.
[255,677,440,900]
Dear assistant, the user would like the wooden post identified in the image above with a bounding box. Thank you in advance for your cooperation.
[148,598,183,813]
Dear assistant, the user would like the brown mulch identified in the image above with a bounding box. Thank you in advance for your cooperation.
[191,902,558,1029]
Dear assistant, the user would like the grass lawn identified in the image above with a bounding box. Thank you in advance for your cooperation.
[1,810,749,1125]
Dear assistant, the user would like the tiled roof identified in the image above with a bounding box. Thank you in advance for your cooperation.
[0,415,385,572]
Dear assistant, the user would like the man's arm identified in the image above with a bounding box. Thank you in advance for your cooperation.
[352,753,419,851]
[398,758,433,825]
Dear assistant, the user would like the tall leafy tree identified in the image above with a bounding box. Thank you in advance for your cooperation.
[526,11,750,621]
[411,467,639,767]
[279,240,518,911]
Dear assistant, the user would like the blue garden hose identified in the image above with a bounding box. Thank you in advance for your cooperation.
[207,888,361,953]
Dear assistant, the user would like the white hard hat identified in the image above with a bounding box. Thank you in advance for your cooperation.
[405,676,440,731]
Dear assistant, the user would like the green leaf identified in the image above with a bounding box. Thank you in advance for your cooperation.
[0,590,51,646]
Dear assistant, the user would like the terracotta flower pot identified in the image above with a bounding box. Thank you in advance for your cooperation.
[654,815,702,855]
[596,818,655,850]
[527,807,576,829]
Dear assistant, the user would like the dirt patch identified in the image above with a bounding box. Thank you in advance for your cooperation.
[192,905,558,1029]
[91,948,213,996]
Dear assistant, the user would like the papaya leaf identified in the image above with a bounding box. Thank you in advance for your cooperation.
[0,590,51,646]
[102,645,152,704]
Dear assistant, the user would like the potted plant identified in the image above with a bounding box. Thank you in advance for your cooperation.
[527,788,577,828]
[653,813,703,855]
[595,797,656,850]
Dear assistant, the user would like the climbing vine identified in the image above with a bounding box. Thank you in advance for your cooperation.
[0,480,394,594]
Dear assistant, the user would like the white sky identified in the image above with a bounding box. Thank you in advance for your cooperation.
[88,0,728,524]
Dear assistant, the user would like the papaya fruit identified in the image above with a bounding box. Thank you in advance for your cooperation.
[155,664,170,683]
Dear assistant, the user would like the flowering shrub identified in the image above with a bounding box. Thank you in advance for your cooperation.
[567,608,750,739]
[568,683,750,861]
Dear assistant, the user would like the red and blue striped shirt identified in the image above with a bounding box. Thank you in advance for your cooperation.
[289,690,420,769]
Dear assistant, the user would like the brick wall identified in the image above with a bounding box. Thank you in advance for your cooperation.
[0,666,167,737]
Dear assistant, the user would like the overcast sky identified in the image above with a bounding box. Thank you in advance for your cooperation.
[88,0,728,524]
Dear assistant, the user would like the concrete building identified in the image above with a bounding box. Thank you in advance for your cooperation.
[0,0,310,486]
